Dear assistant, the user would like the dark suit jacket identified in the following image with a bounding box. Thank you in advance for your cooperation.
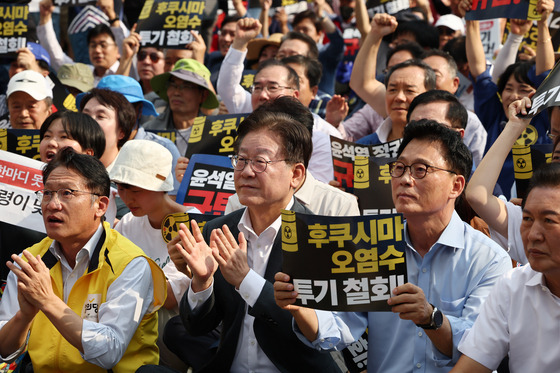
[179,200,341,373]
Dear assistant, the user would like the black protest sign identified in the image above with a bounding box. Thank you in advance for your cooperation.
[353,156,396,215]
[241,70,256,92]
[523,60,560,118]
[465,0,540,21]
[137,0,205,48]
[53,0,96,6]
[331,136,401,192]
[366,0,409,16]
[185,113,245,159]
[513,143,553,199]
[281,211,407,312]
[176,154,235,215]
[0,2,29,56]
[0,129,40,160]
[161,212,220,243]
[342,330,369,373]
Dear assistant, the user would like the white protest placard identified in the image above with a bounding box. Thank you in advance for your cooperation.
[0,149,45,233]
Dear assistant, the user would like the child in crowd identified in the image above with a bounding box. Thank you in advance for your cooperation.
[109,139,198,369]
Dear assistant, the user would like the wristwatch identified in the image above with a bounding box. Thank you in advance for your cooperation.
[415,304,443,330]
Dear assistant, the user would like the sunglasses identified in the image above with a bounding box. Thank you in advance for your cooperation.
[138,50,162,63]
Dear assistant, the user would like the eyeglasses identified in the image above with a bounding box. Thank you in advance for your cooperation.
[389,161,456,179]
[249,83,294,94]
[88,41,117,50]
[36,188,100,204]
[138,50,162,63]
[231,155,287,173]
[167,81,201,92]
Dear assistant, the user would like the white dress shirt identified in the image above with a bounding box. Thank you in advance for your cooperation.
[188,199,295,373]
[458,264,560,372]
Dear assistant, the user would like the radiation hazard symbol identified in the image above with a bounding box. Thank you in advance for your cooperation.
[514,125,538,147]
[161,213,191,243]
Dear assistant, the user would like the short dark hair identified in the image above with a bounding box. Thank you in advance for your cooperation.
[398,119,472,179]
[385,59,436,91]
[422,49,459,79]
[523,162,560,209]
[234,110,312,169]
[252,96,314,135]
[281,31,319,59]
[40,111,106,159]
[256,59,300,91]
[221,15,242,28]
[386,42,424,66]
[281,54,322,88]
[79,88,136,149]
[442,36,467,67]
[393,21,439,49]
[43,147,110,197]
[292,10,323,33]
[407,90,468,130]
[496,61,535,96]
[87,24,116,45]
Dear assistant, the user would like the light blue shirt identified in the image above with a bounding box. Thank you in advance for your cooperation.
[297,211,512,373]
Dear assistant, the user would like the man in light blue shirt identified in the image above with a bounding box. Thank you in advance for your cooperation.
[274,120,512,373]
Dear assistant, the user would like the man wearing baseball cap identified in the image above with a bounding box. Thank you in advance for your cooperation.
[143,59,219,156]
[7,70,53,129]
[435,14,465,49]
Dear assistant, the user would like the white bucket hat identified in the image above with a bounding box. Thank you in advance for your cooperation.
[109,140,174,192]
[7,70,53,101]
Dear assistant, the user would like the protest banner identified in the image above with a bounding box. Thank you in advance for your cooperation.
[176,154,235,215]
[479,19,503,61]
[281,211,407,311]
[366,0,410,17]
[353,156,396,215]
[0,129,41,160]
[523,59,560,118]
[269,0,308,21]
[513,143,552,199]
[137,0,205,48]
[0,2,29,55]
[161,212,221,243]
[240,70,256,92]
[465,0,541,21]
[331,136,401,192]
[0,150,45,233]
[185,113,245,159]
[342,330,369,373]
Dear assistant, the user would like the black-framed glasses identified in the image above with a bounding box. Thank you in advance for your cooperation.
[138,50,162,63]
[389,161,456,179]
[249,83,294,94]
[36,188,100,204]
[231,155,287,173]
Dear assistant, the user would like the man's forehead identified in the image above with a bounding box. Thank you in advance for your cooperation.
[388,67,426,86]
[221,22,237,31]
[255,66,289,82]
[45,167,85,185]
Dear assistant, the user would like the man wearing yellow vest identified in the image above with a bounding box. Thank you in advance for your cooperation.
[0,148,166,372]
